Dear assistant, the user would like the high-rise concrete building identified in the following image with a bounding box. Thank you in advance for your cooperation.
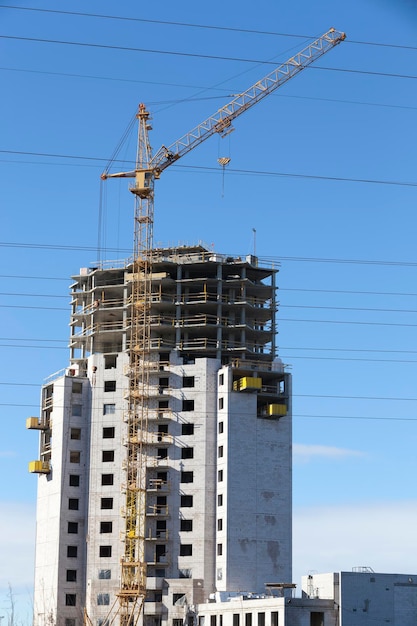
[28,245,292,626]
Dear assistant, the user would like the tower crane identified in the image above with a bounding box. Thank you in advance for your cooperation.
[100,26,345,626]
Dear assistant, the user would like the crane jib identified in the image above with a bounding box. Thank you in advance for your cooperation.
[150,27,346,175]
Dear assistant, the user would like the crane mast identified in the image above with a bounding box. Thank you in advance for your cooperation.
[101,26,345,626]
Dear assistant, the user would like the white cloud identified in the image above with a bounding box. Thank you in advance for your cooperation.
[293,443,365,463]
[0,450,18,458]
[293,500,417,588]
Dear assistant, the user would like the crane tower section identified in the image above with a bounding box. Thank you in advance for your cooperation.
[100,27,346,626]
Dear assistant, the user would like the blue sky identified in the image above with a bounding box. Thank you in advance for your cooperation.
[1,0,417,620]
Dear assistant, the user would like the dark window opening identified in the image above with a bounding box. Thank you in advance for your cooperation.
[181,495,193,507]
[104,380,116,392]
[103,427,115,439]
[182,423,194,435]
[310,613,324,626]
[100,498,113,509]
[102,450,115,462]
[65,594,76,607]
[69,474,80,487]
[67,522,78,534]
[180,471,193,483]
[180,544,192,556]
[183,376,195,388]
[67,545,78,557]
[69,451,80,463]
[180,519,193,532]
[66,570,77,582]
[104,355,117,369]
[181,447,194,459]
[68,498,79,511]
[182,400,194,412]
[99,545,112,557]
[101,474,114,486]
[173,594,186,605]
[100,521,113,534]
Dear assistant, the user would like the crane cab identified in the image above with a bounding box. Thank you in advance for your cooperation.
[130,170,154,198]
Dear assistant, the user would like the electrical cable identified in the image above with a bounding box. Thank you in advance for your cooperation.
[2,150,417,189]
[2,34,417,82]
[2,5,417,51]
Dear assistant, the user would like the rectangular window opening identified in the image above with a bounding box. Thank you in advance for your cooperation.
[180,471,193,483]
[69,474,80,487]
[180,519,193,532]
[70,428,81,440]
[67,545,78,557]
[99,545,112,557]
[102,450,115,462]
[100,521,113,534]
[182,423,194,435]
[104,355,117,369]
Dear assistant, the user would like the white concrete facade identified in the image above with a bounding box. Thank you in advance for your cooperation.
[29,247,292,626]
[301,571,417,625]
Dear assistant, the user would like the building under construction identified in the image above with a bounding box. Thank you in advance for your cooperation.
[29,245,292,625]
[28,28,350,626]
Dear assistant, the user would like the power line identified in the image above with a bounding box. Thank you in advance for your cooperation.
[0,292,68,299]
[279,317,417,328]
[2,273,417,299]
[185,164,417,188]
[2,66,417,114]
[0,273,68,281]
[4,290,417,315]
[0,34,330,65]
[3,150,417,189]
[280,287,417,297]
[2,239,417,269]
[2,5,417,51]
[2,380,417,403]
[2,398,417,422]
[2,34,417,83]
